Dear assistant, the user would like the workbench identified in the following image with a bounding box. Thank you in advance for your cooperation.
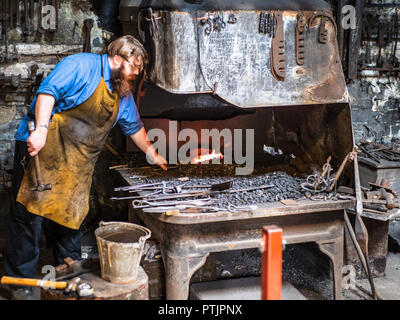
[118,169,355,300]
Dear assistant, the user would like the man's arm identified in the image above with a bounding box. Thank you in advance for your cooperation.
[27,93,55,157]
[130,127,168,170]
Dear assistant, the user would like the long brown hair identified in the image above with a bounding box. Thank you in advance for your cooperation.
[107,35,149,77]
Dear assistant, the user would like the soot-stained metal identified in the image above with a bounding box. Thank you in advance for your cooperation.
[119,0,348,108]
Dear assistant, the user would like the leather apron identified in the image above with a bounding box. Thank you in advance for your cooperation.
[17,57,120,230]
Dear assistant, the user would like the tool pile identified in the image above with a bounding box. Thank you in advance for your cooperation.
[1,258,95,299]
[358,139,400,163]
[111,164,308,213]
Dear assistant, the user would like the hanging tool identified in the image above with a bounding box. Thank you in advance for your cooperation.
[15,0,20,28]
[1,276,94,298]
[377,21,385,67]
[83,18,94,53]
[37,0,44,33]
[27,121,52,192]
[348,0,366,80]
[23,0,29,33]
[29,0,34,23]
[318,16,328,44]
[362,14,372,64]
[336,0,345,59]
[391,9,399,67]
[25,64,43,111]
[270,12,285,81]
[295,13,306,66]
[9,0,14,29]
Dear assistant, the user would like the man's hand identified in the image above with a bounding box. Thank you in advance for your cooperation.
[148,151,168,171]
[27,93,55,157]
[27,127,48,157]
[130,127,169,170]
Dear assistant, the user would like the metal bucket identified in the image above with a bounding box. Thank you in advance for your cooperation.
[95,221,151,284]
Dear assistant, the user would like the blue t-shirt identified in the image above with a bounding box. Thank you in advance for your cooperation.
[15,53,144,141]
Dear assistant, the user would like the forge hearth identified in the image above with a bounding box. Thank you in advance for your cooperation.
[113,164,309,211]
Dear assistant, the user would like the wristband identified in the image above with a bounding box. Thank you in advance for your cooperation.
[38,124,49,130]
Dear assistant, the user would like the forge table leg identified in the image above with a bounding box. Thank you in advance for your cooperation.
[317,237,344,300]
[161,251,209,300]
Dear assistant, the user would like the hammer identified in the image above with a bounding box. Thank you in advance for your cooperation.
[1,276,94,298]
[28,121,52,192]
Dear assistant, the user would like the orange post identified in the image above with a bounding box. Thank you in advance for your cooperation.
[261,225,283,300]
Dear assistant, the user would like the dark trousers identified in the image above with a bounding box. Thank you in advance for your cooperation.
[4,141,82,278]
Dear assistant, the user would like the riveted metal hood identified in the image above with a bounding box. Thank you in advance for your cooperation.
[120,1,349,109]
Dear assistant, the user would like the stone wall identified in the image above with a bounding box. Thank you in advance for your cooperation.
[347,1,400,145]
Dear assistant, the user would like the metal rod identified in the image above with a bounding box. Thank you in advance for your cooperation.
[352,152,383,300]
[114,182,163,192]
[9,0,13,29]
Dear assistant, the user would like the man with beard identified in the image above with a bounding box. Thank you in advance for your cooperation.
[3,35,167,299]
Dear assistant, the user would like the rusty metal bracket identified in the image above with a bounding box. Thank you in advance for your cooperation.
[270,12,285,81]
[295,13,306,65]
[309,11,337,38]
[318,16,328,44]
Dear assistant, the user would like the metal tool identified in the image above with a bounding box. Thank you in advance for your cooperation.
[37,0,44,33]
[133,198,215,209]
[336,0,345,59]
[110,190,163,201]
[377,21,385,67]
[270,12,285,81]
[362,15,372,64]
[302,156,334,193]
[27,121,52,192]
[25,64,43,110]
[352,152,381,300]
[318,16,328,44]
[391,9,399,66]
[227,203,258,212]
[15,0,20,27]
[55,258,94,281]
[347,0,365,79]
[327,151,355,192]
[24,0,29,33]
[83,18,94,53]
[295,13,306,66]
[114,182,164,192]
